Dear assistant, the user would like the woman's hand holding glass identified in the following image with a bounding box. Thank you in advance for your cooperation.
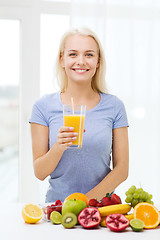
[57,126,78,150]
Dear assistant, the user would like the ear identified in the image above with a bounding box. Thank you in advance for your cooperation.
[96,58,100,68]
[60,54,65,68]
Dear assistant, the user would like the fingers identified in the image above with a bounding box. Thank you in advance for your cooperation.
[58,136,77,144]
[57,131,78,139]
[58,126,74,133]
[57,126,78,149]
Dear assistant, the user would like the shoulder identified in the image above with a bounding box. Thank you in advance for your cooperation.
[100,92,124,106]
[100,93,127,117]
[31,92,61,115]
[33,92,60,108]
[29,92,61,125]
[35,92,59,103]
[99,93,128,127]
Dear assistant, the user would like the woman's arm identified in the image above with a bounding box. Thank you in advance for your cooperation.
[30,123,77,180]
[85,127,129,201]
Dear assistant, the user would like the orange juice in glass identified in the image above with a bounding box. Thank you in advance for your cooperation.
[63,104,86,148]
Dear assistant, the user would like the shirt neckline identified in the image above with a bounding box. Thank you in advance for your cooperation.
[57,91,103,113]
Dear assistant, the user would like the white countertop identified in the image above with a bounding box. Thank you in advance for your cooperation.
[1,203,160,240]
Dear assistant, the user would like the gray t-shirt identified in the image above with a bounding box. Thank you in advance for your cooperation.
[29,92,128,202]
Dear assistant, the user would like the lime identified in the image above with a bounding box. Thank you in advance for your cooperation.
[50,211,62,224]
[130,219,144,232]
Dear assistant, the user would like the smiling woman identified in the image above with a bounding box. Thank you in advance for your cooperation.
[29,27,129,203]
[60,34,100,88]
[56,28,107,94]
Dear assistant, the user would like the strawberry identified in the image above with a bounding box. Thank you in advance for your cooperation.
[96,202,103,207]
[89,198,98,207]
[101,195,114,206]
[47,205,56,220]
[55,206,62,213]
[111,194,122,204]
[55,199,62,206]
[53,199,62,213]
[101,193,122,206]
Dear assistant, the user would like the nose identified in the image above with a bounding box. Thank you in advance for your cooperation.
[77,54,85,65]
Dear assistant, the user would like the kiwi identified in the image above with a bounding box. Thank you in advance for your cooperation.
[61,212,77,228]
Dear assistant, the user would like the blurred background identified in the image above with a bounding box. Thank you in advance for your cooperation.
[0,0,160,204]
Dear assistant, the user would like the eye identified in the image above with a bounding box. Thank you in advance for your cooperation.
[86,53,94,57]
[69,53,77,57]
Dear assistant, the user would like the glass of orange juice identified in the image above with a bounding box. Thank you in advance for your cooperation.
[63,104,86,148]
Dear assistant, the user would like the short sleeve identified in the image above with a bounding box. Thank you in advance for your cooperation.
[113,97,129,129]
[29,95,48,126]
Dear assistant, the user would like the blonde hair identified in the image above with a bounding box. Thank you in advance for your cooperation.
[56,27,107,93]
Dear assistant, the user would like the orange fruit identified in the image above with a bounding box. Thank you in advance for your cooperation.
[22,204,43,224]
[133,202,160,229]
[64,192,89,206]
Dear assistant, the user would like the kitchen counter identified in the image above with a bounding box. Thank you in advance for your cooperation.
[1,203,160,240]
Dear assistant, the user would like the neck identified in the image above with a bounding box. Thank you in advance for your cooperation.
[61,82,97,105]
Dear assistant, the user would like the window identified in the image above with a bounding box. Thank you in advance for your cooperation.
[0,0,71,203]
[40,14,70,96]
[0,19,19,203]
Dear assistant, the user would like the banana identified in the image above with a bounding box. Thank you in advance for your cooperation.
[100,219,107,227]
[100,213,134,227]
[125,213,134,221]
[98,204,131,217]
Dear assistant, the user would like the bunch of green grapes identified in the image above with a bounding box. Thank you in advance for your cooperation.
[125,185,153,207]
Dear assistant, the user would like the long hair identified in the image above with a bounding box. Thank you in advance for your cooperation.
[55,27,107,93]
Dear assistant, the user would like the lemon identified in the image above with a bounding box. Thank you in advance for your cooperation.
[22,204,43,224]
[130,219,144,232]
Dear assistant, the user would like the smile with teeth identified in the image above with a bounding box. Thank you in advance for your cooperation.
[72,68,89,73]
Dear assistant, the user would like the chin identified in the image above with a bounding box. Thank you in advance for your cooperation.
[72,78,91,84]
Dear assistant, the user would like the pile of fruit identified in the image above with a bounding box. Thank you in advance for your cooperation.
[22,185,160,232]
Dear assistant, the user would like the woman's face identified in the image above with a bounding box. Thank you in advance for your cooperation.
[60,34,99,85]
